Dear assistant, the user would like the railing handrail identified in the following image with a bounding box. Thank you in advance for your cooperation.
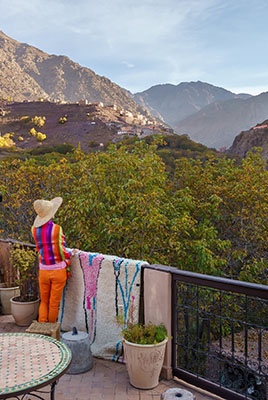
[0,238,36,248]
[144,264,268,300]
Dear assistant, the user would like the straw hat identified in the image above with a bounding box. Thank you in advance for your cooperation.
[33,197,63,228]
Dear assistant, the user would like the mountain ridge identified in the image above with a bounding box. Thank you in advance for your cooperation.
[0,30,150,118]
[175,92,268,148]
[134,81,251,127]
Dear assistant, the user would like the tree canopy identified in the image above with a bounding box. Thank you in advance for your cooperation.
[1,139,267,285]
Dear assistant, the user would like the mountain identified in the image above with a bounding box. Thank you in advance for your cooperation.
[175,93,268,149]
[0,30,149,117]
[229,120,268,159]
[134,81,250,127]
[2,30,266,151]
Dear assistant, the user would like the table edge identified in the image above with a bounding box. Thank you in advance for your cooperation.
[0,333,72,399]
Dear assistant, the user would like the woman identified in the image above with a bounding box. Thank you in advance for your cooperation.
[32,197,72,323]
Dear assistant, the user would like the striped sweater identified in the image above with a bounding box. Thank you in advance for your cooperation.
[32,220,72,267]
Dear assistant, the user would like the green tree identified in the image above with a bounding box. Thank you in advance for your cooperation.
[1,142,268,284]
[174,150,268,283]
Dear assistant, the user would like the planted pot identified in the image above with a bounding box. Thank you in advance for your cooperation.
[123,337,168,389]
[0,286,20,315]
[10,296,40,326]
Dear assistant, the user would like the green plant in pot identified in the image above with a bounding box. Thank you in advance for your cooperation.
[118,305,168,389]
[0,240,20,314]
[9,244,40,326]
[122,322,167,345]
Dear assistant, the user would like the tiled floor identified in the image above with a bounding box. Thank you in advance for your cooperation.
[0,315,223,400]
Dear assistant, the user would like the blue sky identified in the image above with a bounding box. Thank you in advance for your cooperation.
[0,0,268,94]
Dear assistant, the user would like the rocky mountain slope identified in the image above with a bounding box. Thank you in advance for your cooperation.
[229,119,268,159]
[134,81,250,127]
[175,93,268,149]
[0,30,149,117]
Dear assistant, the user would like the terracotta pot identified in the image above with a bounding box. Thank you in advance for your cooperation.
[0,286,20,314]
[123,337,168,389]
[10,297,40,326]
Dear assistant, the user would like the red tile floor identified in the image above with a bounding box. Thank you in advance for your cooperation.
[0,315,223,400]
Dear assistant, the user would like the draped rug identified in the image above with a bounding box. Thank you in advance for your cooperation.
[58,252,147,361]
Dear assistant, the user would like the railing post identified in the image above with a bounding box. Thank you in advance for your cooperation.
[147,264,268,400]
[171,273,177,375]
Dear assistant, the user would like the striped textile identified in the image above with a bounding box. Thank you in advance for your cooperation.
[32,220,72,266]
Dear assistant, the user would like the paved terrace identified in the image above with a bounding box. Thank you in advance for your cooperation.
[0,315,223,400]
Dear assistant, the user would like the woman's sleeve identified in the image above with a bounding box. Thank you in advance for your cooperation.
[58,226,72,262]
[31,226,41,262]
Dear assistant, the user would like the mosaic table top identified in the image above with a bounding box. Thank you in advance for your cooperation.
[0,332,72,398]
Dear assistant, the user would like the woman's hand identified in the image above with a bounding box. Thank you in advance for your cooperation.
[71,248,79,256]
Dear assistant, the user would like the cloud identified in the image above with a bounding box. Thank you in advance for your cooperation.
[1,0,268,93]
[0,0,220,54]
[121,61,135,69]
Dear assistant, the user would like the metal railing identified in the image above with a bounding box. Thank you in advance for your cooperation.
[150,264,268,400]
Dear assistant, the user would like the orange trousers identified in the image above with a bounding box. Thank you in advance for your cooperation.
[38,268,67,323]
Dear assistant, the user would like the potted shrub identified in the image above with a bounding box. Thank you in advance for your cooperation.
[0,240,20,314]
[119,307,168,389]
[9,243,40,326]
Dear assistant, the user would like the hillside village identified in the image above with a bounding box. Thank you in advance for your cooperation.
[75,100,173,138]
[0,98,174,152]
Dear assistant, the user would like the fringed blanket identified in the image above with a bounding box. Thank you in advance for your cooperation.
[59,252,147,361]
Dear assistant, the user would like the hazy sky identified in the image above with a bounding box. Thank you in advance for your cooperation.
[0,0,268,94]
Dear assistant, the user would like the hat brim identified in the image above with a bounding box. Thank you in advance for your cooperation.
[33,197,63,228]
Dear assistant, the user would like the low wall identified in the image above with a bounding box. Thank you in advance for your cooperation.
[0,241,173,378]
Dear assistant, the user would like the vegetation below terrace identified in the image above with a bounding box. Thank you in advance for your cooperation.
[0,133,228,172]
[0,137,267,287]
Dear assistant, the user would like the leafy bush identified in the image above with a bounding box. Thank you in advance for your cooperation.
[29,143,74,155]
[9,244,38,301]
[117,297,167,344]
[36,132,46,141]
[28,128,46,141]
[0,133,15,148]
[1,141,268,285]
[31,116,46,128]
[29,127,37,136]
[59,116,67,124]
[122,322,167,344]
[172,150,268,282]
